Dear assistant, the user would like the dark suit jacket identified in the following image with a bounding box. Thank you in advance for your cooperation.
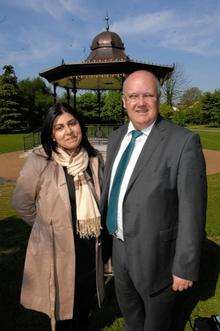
[101,115,207,294]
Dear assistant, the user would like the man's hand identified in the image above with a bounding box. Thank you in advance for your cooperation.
[172,275,193,291]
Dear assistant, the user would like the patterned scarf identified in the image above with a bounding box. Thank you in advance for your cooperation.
[53,147,101,238]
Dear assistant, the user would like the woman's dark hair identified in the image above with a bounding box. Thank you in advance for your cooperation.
[41,103,97,159]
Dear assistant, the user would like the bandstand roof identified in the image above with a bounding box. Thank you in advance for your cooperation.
[39,24,174,90]
[39,60,174,90]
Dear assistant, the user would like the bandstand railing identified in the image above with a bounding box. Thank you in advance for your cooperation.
[23,130,41,151]
[23,124,119,151]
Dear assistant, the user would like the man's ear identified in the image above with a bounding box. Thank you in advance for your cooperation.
[122,96,126,109]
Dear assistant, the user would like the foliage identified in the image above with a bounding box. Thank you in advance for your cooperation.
[76,92,100,123]
[18,77,53,129]
[180,87,202,106]
[171,108,188,126]
[184,101,204,125]
[101,91,122,123]
[159,103,173,120]
[161,84,220,127]
[58,91,123,124]
[0,65,23,131]
[201,90,220,127]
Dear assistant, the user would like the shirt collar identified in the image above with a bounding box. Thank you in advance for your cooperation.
[127,120,156,137]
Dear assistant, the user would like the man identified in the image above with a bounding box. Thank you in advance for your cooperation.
[101,70,207,331]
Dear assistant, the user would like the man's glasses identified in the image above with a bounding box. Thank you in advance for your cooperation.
[124,92,157,103]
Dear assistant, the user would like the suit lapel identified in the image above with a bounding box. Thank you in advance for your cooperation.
[126,117,167,194]
[102,125,127,201]
[107,126,127,173]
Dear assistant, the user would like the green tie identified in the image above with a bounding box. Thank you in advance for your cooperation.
[106,130,143,235]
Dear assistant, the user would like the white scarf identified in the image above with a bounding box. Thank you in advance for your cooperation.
[53,147,101,238]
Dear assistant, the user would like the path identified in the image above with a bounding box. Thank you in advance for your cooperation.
[0,148,219,182]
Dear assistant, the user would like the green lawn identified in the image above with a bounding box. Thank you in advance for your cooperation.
[0,133,26,153]
[189,127,220,150]
[206,174,220,239]
[0,182,17,219]
[197,131,220,151]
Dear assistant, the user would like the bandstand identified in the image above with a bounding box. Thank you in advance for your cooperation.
[39,17,174,125]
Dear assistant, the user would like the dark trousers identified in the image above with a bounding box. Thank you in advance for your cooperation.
[55,273,96,331]
[113,237,176,331]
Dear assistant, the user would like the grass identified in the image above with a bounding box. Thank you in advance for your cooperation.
[197,131,220,151]
[0,172,219,330]
[189,126,220,150]
[0,133,26,153]
[0,182,17,219]
[206,174,220,239]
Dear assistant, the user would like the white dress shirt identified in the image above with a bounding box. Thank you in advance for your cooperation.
[109,121,155,240]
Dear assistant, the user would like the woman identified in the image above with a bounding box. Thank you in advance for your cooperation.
[12,103,105,331]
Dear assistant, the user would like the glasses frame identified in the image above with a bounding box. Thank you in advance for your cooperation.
[123,92,158,103]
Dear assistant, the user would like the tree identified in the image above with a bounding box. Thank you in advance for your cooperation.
[162,63,188,106]
[184,102,204,124]
[171,109,188,127]
[201,90,220,126]
[0,65,23,131]
[180,87,202,106]
[101,91,122,122]
[75,92,100,123]
[18,77,53,129]
[159,103,173,120]
[211,90,220,126]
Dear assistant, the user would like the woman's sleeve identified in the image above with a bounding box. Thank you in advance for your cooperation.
[11,153,45,226]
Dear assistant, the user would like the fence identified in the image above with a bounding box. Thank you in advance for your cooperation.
[23,131,41,151]
[23,124,119,151]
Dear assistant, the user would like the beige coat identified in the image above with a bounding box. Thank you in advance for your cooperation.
[12,147,104,326]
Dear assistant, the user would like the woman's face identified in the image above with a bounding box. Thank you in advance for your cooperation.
[52,112,82,153]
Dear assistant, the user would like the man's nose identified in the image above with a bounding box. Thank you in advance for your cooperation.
[137,95,146,106]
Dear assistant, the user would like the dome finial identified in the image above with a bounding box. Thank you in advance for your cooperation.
[105,12,110,31]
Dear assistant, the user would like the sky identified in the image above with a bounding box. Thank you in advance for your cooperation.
[0,0,220,92]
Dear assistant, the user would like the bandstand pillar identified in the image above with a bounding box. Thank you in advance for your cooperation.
[53,83,57,104]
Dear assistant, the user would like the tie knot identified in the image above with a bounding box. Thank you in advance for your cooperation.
[131,130,143,140]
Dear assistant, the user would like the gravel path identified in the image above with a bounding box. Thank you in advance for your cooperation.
[0,148,219,182]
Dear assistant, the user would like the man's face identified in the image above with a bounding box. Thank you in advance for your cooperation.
[122,71,159,130]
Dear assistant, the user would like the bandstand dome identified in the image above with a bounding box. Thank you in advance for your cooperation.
[86,30,129,62]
